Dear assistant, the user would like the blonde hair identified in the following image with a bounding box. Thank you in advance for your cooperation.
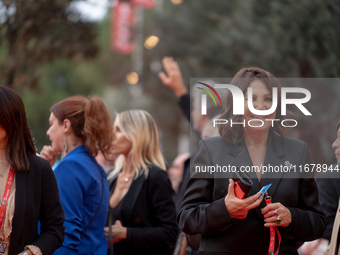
[108,110,166,179]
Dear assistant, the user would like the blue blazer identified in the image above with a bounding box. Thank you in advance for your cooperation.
[53,145,109,255]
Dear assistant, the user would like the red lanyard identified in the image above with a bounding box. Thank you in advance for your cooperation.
[265,196,281,255]
[0,168,14,229]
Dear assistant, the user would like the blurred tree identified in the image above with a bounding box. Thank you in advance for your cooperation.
[1,0,339,165]
[145,0,340,164]
[0,0,99,90]
[15,15,112,152]
[152,0,340,78]
[20,58,107,152]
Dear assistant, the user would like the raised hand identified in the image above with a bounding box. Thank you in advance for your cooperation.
[40,145,58,167]
[158,57,188,98]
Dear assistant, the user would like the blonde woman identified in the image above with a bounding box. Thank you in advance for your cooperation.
[104,110,178,255]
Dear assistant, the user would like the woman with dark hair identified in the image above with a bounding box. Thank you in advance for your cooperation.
[40,95,112,255]
[177,67,326,254]
[104,110,178,255]
[0,85,64,255]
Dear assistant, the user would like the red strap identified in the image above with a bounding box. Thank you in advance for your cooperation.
[0,168,15,229]
[265,196,281,255]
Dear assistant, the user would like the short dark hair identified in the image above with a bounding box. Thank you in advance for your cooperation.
[0,85,36,171]
[218,67,286,144]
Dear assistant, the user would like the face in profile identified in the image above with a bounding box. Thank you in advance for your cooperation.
[0,124,7,150]
[332,127,340,165]
[46,113,64,153]
[111,117,132,157]
[242,80,276,133]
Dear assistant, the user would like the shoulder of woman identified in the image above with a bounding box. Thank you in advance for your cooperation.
[22,152,55,180]
[146,166,174,196]
[202,136,225,144]
[199,136,231,151]
[146,165,169,183]
[55,156,95,177]
[282,136,307,150]
[27,151,52,170]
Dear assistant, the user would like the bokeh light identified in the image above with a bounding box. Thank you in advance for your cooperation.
[171,0,182,4]
[144,35,159,49]
[126,72,139,85]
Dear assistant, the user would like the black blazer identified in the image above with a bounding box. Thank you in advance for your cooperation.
[9,152,65,255]
[178,131,326,255]
[107,165,178,255]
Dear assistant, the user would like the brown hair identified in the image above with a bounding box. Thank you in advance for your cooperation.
[0,85,36,171]
[50,95,112,158]
[336,120,340,132]
[218,67,286,144]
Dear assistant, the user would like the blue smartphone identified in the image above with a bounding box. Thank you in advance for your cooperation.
[258,184,272,199]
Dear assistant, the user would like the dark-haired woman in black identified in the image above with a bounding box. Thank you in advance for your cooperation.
[0,85,64,255]
[177,68,326,255]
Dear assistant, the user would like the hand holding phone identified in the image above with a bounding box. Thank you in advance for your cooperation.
[233,171,253,199]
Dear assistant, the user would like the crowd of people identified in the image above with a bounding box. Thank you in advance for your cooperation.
[0,57,339,255]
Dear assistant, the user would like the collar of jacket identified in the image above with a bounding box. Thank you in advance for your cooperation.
[227,129,285,159]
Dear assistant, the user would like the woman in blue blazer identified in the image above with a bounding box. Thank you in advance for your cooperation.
[40,96,113,254]
[177,67,326,255]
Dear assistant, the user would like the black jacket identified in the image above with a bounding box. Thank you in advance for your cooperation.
[107,166,178,255]
[178,132,326,255]
[316,167,340,244]
[9,152,65,255]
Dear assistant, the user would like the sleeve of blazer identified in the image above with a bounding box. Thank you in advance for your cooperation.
[53,159,91,255]
[316,173,340,240]
[177,140,238,236]
[32,159,65,255]
[284,143,326,241]
[125,169,178,249]
[178,93,191,122]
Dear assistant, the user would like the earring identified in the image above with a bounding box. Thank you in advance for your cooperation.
[63,137,68,155]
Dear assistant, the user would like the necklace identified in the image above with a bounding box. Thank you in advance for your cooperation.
[120,172,134,182]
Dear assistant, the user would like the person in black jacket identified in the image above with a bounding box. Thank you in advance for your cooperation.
[104,110,178,255]
[177,67,326,255]
[0,85,64,255]
[299,122,340,255]
[159,56,227,255]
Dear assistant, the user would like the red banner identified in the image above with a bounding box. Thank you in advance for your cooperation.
[111,2,135,54]
[132,0,154,9]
